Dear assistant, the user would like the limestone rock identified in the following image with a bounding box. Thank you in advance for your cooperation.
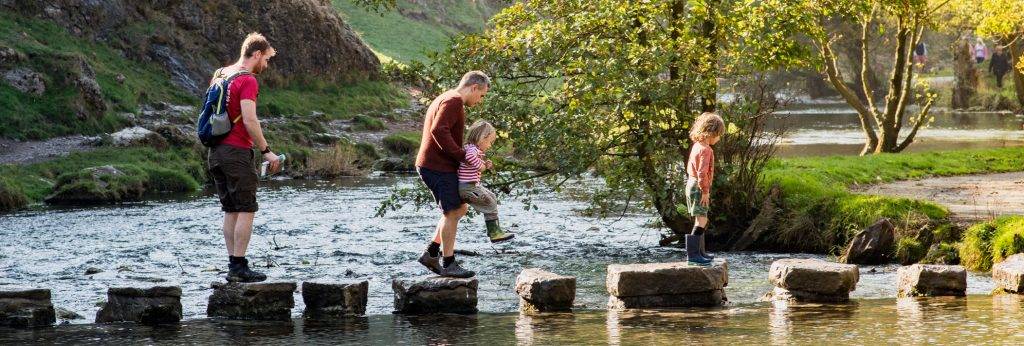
[606,260,728,308]
[766,259,858,302]
[842,218,895,265]
[515,269,575,312]
[110,126,167,148]
[993,253,1024,294]
[95,286,183,324]
[302,281,368,318]
[0,289,56,328]
[896,264,966,297]
[3,68,45,95]
[392,277,477,314]
[207,282,296,321]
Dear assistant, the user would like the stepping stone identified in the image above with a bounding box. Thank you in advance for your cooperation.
[207,282,296,321]
[0,289,55,328]
[993,253,1024,294]
[392,277,477,314]
[765,259,858,303]
[897,264,966,297]
[95,286,183,324]
[515,268,576,313]
[302,281,369,318]
[606,260,728,309]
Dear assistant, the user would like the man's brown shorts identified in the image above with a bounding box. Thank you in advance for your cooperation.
[208,145,259,213]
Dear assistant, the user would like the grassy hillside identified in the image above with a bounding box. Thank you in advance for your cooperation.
[333,0,504,63]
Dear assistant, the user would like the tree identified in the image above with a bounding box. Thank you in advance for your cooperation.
[422,0,811,241]
[806,0,943,155]
[972,0,1024,108]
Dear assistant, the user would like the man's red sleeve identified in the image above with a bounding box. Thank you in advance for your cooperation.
[430,99,467,162]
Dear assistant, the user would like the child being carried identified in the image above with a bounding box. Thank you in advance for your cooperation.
[459,120,514,243]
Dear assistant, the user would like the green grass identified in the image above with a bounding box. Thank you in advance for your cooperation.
[0,12,190,140]
[0,147,203,211]
[761,147,1024,254]
[961,216,1024,271]
[382,131,421,155]
[261,80,408,119]
[332,0,502,63]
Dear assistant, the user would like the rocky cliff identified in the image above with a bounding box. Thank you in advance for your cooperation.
[2,0,381,94]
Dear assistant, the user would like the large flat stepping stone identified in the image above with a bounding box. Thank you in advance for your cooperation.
[302,281,369,318]
[392,277,477,314]
[96,286,182,324]
[993,254,1024,294]
[765,259,858,303]
[606,260,728,309]
[897,264,966,297]
[207,282,296,321]
[0,289,55,328]
[515,268,575,313]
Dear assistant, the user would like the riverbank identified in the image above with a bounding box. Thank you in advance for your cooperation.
[756,147,1024,264]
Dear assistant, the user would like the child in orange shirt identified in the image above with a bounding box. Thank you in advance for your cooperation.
[685,112,725,265]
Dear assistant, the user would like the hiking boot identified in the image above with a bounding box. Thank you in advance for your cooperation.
[699,233,714,260]
[418,250,442,275]
[226,258,267,283]
[686,235,712,266]
[486,219,514,243]
[438,259,476,278]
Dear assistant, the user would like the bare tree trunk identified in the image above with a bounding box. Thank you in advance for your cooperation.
[1009,36,1024,110]
[952,35,978,110]
[700,0,718,112]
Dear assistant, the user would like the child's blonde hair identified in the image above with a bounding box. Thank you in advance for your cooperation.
[466,120,496,146]
[689,112,725,142]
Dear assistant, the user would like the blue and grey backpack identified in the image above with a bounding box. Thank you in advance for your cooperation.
[196,68,251,147]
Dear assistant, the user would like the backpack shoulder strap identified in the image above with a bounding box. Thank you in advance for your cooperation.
[220,71,254,123]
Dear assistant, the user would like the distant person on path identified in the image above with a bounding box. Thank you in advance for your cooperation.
[990,45,1011,88]
[416,71,491,278]
[208,33,280,282]
[975,38,989,64]
[913,42,927,70]
[685,112,725,266]
[458,120,514,243]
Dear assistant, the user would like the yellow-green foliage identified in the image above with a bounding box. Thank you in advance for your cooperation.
[961,216,1024,271]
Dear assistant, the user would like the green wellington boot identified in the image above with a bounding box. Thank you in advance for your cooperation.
[486,220,515,243]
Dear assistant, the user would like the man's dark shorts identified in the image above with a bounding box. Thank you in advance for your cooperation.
[209,145,259,213]
[418,166,463,214]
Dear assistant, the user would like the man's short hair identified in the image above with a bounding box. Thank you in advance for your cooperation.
[240,32,276,59]
[458,71,490,89]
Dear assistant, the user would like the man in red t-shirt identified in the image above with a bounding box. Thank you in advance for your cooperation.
[207,32,280,283]
[415,71,490,278]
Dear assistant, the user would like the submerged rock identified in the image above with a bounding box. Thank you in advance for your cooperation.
[765,259,858,303]
[55,307,84,321]
[392,277,478,314]
[515,268,576,313]
[842,218,895,265]
[302,281,369,318]
[0,289,56,328]
[993,254,1024,294]
[95,286,182,324]
[207,282,296,321]
[896,264,966,297]
[606,260,728,309]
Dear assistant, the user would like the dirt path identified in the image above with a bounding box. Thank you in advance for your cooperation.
[0,136,96,165]
[857,171,1024,221]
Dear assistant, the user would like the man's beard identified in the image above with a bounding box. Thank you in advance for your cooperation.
[252,63,267,74]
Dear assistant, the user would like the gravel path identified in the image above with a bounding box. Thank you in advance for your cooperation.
[0,136,96,165]
[857,171,1024,221]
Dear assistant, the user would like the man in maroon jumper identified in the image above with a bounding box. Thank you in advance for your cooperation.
[416,71,490,278]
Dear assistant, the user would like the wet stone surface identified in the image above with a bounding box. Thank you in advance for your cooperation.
[606,260,728,308]
[392,277,478,314]
[993,254,1024,294]
[766,259,859,303]
[897,264,966,298]
[0,289,55,328]
[96,286,183,324]
[515,268,575,313]
[207,282,296,321]
[302,280,368,318]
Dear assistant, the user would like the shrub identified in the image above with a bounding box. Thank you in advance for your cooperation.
[0,177,29,212]
[960,216,1024,271]
[895,237,927,265]
[922,242,960,265]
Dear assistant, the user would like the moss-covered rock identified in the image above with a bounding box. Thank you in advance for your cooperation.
[43,163,199,205]
[922,242,961,265]
[382,132,420,156]
[895,237,927,265]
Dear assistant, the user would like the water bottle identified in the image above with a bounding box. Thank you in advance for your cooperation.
[260,154,286,179]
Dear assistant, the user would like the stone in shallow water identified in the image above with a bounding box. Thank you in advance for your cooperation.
[95,286,183,324]
[207,282,296,321]
[897,264,966,297]
[0,289,56,328]
[302,281,369,318]
[392,277,477,314]
[515,268,576,313]
[606,260,728,308]
[766,259,859,303]
[993,254,1024,294]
